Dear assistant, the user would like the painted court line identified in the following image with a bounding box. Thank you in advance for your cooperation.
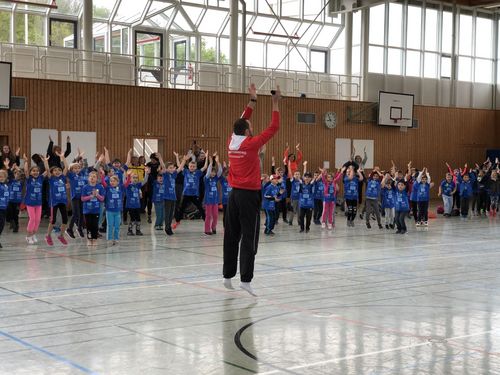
[258,329,499,374]
[0,330,100,374]
[1,248,500,305]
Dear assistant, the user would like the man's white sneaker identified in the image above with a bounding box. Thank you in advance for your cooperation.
[223,278,234,290]
[240,282,257,296]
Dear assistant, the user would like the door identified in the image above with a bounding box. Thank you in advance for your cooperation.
[135,31,164,87]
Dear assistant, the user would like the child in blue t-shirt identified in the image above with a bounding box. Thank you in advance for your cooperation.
[160,152,187,236]
[125,168,150,236]
[365,170,383,229]
[152,174,166,230]
[101,174,124,245]
[299,172,314,233]
[343,165,364,227]
[173,152,209,228]
[263,175,282,235]
[415,168,433,226]
[204,154,223,235]
[23,153,48,244]
[312,171,324,225]
[7,168,24,233]
[438,173,456,217]
[45,152,69,246]
[381,173,396,229]
[288,161,307,226]
[81,171,105,245]
[459,173,473,219]
[394,180,410,234]
[66,162,87,239]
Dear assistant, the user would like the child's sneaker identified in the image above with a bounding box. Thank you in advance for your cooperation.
[33,235,38,243]
[172,222,179,229]
[77,228,85,238]
[378,224,383,229]
[366,222,371,229]
[45,235,54,246]
[147,216,152,223]
[127,229,135,236]
[415,222,421,227]
[212,229,217,234]
[385,224,389,229]
[321,222,326,229]
[135,230,143,236]
[424,221,428,226]
[26,236,34,245]
[57,235,68,245]
[65,229,75,239]
[327,224,333,230]
[204,232,212,236]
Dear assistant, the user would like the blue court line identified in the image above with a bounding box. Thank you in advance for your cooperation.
[0,330,100,374]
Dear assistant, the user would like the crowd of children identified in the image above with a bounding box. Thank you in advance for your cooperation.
[260,149,500,236]
[0,135,498,247]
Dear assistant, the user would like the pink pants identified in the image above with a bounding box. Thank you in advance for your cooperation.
[204,204,218,233]
[27,205,42,233]
[322,201,335,225]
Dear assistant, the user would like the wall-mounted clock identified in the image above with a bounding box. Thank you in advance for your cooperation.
[324,111,337,129]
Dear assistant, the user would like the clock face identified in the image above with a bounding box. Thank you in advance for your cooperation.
[324,111,337,129]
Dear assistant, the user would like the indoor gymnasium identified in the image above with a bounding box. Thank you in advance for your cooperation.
[0,0,499,374]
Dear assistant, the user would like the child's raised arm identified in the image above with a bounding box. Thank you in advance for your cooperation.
[201,150,209,172]
[126,148,132,166]
[23,154,29,176]
[42,155,50,177]
[215,154,222,177]
[104,147,111,165]
[141,167,150,187]
[303,161,308,175]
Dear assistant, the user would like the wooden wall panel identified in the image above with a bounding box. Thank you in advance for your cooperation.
[0,78,499,198]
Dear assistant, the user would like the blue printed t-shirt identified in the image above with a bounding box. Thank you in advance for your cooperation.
[263,184,279,210]
[24,176,44,206]
[67,171,87,199]
[440,180,455,196]
[410,180,419,201]
[109,164,127,185]
[9,180,23,203]
[182,169,202,197]
[163,171,177,201]
[313,180,324,200]
[416,182,430,202]
[49,175,68,206]
[344,176,359,201]
[153,180,165,203]
[459,181,473,198]
[220,177,232,205]
[0,183,9,209]
[81,184,104,214]
[105,185,124,212]
[204,175,220,205]
[126,182,142,209]
[366,179,381,200]
[382,187,395,209]
[323,182,336,202]
[299,183,314,209]
[291,179,301,201]
[395,190,410,211]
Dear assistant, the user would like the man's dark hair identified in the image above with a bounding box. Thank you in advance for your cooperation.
[233,118,249,135]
